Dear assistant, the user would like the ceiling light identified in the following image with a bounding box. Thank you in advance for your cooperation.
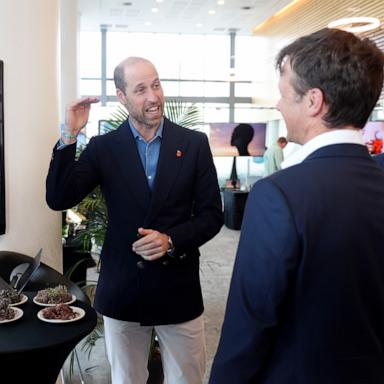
[145,21,152,26]
[151,7,159,13]
[208,10,216,15]
[217,0,225,5]
[156,0,164,2]
[195,23,203,28]
[328,17,380,33]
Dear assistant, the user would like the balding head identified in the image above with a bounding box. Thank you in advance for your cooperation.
[113,57,157,94]
[114,56,164,133]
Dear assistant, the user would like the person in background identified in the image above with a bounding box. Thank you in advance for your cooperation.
[263,136,288,176]
[46,57,223,384]
[374,152,384,167]
[210,28,384,384]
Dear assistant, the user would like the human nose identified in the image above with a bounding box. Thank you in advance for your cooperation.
[147,88,160,102]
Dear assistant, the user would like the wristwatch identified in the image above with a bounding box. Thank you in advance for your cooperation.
[166,236,175,257]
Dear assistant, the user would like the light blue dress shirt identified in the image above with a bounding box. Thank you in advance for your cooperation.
[128,118,163,190]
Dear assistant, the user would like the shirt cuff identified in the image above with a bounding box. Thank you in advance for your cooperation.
[56,139,76,150]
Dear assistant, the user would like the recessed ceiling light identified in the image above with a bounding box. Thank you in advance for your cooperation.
[151,7,159,13]
[196,23,203,28]
[328,17,380,33]
[217,0,225,4]
[208,10,216,15]
[145,21,152,26]
[156,0,164,2]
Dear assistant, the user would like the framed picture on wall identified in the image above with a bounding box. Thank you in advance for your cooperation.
[0,60,5,234]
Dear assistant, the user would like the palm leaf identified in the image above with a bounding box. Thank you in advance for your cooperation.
[164,99,201,129]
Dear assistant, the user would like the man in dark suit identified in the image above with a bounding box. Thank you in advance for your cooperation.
[46,57,223,384]
[210,28,384,384]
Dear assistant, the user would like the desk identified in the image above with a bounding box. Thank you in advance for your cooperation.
[223,189,249,230]
[0,292,97,384]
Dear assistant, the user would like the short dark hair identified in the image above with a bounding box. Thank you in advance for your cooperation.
[277,137,288,144]
[276,28,384,129]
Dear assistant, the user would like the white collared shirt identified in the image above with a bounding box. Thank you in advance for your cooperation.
[281,129,365,169]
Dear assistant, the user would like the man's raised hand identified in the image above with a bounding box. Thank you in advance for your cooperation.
[61,97,99,144]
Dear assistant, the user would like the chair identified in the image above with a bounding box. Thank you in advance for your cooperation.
[0,250,91,383]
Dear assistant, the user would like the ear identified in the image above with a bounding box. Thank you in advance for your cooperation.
[307,88,325,117]
[116,88,127,105]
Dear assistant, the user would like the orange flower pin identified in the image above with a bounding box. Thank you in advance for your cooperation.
[176,150,183,158]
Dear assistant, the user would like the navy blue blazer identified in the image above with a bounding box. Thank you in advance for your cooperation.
[210,144,384,383]
[46,118,223,325]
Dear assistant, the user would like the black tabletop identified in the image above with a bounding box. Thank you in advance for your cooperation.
[0,291,97,354]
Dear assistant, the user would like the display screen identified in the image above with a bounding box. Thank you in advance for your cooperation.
[208,122,266,157]
[0,61,5,234]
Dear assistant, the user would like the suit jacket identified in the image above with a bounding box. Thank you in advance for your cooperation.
[210,144,384,383]
[46,118,223,325]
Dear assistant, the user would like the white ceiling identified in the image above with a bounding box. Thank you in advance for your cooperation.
[78,0,293,35]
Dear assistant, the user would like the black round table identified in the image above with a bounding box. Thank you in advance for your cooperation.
[0,292,97,384]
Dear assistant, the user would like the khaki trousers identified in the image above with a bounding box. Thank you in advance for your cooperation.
[103,314,206,384]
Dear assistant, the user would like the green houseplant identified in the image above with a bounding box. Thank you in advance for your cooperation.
[70,99,202,382]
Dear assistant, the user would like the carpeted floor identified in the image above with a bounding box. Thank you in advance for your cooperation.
[200,226,239,382]
[62,225,240,383]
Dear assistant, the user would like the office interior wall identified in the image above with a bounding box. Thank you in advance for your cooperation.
[60,0,80,121]
[0,0,62,271]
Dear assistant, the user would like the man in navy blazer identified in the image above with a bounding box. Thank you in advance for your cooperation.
[46,57,223,384]
[210,29,384,384]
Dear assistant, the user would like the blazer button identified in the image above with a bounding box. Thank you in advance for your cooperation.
[180,254,187,260]
[136,261,145,269]
[162,260,169,266]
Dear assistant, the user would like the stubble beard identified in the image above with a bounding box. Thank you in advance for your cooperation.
[129,107,163,131]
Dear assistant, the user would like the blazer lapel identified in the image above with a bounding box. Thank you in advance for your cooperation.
[111,120,151,211]
[144,119,188,226]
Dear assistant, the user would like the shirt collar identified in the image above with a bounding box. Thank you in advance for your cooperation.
[128,117,164,142]
[281,129,365,169]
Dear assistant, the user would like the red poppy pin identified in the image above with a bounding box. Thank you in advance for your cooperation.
[176,150,183,158]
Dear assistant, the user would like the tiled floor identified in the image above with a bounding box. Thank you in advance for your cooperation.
[62,226,239,383]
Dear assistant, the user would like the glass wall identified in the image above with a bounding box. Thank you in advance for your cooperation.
[79,31,283,186]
